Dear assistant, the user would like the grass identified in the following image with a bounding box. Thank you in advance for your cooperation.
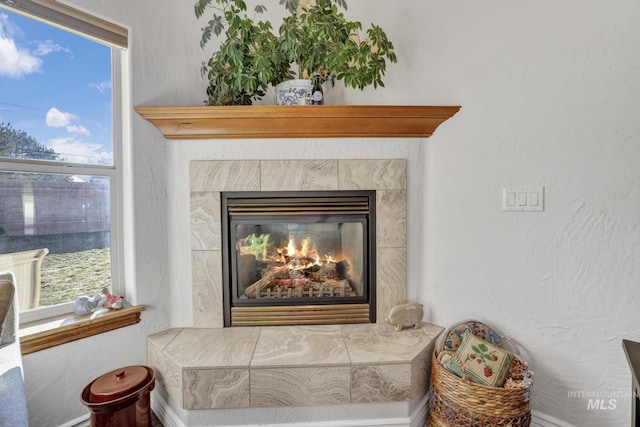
[0,231,112,307]
[39,248,111,306]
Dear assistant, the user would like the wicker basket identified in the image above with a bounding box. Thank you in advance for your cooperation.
[428,348,531,427]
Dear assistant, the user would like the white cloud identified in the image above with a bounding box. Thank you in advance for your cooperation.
[33,39,70,56]
[46,107,78,127]
[48,137,112,165]
[89,81,111,93]
[46,107,93,137]
[0,13,43,77]
[66,124,91,136]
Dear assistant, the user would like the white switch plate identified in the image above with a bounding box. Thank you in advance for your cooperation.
[503,186,544,211]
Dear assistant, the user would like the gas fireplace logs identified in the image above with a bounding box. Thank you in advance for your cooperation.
[243,259,355,299]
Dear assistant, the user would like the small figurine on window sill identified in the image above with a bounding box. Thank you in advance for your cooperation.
[100,287,124,310]
[73,293,103,315]
[74,287,125,315]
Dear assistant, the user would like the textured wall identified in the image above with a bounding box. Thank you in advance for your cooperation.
[18,0,640,426]
[416,2,640,426]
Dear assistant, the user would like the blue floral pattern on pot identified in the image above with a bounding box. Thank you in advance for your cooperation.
[275,80,312,105]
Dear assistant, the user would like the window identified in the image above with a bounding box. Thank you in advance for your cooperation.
[0,1,128,323]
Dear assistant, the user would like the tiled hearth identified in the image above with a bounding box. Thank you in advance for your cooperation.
[148,323,442,409]
[148,159,442,413]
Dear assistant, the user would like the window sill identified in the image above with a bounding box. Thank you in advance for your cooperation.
[18,305,145,355]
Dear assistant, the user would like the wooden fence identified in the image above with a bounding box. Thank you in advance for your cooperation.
[0,180,109,237]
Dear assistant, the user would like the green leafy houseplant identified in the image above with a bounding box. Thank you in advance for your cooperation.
[195,0,397,105]
[277,0,397,89]
[195,0,291,105]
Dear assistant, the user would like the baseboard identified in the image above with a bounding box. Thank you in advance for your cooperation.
[63,394,569,427]
[531,410,576,427]
[151,390,183,427]
[410,392,430,427]
[58,413,89,427]
[152,390,430,427]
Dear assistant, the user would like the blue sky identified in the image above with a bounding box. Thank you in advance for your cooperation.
[0,9,112,165]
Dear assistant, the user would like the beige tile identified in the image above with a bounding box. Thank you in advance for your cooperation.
[192,250,224,328]
[190,192,221,250]
[190,160,260,192]
[338,159,406,190]
[411,346,433,398]
[147,328,182,351]
[250,366,350,407]
[147,343,183,407]
[377,247,407,321]
[183,368,250,409]
[260,160,338,191]
[376,190,406,248]
[342,323,442,365]
[351,364,411,403]
[251,325,350,368]
[164,328,260,369]
[423,323,445,341]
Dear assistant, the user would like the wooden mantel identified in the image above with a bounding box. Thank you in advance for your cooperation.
[134,105,460,139]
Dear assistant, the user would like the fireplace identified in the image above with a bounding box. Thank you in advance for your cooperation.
[189,159,407,330]
[221,191,376,326]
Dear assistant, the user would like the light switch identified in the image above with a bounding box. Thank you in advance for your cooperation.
[503,187,544,211]
[518,192,527,206]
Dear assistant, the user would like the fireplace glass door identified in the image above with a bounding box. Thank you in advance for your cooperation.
[222,191,375,326]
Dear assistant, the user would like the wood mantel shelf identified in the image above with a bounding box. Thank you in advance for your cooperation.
[134,105,460,139]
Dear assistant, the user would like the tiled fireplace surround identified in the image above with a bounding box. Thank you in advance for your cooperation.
[147,159,442,418]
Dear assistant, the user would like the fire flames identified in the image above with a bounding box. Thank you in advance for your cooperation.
[239,234,355,299]
[277,237,337,270]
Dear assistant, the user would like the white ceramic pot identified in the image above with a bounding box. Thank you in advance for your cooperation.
[275,79,312,105]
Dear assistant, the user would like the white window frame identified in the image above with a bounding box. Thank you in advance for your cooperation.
[0,3,132,323]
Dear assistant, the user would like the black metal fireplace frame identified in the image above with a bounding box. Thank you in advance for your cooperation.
[221,190,377,327]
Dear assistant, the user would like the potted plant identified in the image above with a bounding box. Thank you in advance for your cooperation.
[195,0,291,105]
[195,0,397,105]
[277,0,397,90]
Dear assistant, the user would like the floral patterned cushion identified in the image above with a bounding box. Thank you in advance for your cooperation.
[439,319,501,353]
[444,332,515,387]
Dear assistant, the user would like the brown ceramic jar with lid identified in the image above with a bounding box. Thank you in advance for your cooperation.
[81,365,155,427]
